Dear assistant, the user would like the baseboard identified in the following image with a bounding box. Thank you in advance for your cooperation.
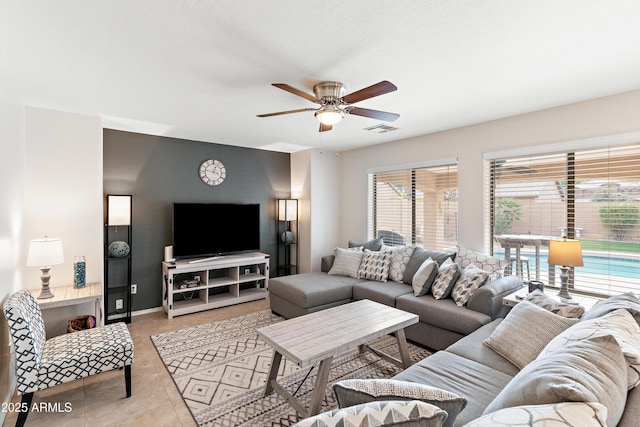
[132,306,164,317]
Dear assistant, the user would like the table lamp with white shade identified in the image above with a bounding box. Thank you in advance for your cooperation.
[548,237,583,300]
[27,237,64,299]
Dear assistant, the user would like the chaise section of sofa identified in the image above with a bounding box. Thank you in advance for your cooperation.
[269,243,523,350]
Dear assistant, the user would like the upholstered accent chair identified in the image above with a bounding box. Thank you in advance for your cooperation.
[3,290,134,427]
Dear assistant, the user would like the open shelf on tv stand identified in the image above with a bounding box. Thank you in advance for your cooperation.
[161,252,269,319]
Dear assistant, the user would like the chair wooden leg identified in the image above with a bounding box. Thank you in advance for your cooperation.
[16,393,34,427]
[125,365,132,397]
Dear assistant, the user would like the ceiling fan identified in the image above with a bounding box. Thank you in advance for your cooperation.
[257,80,400,132]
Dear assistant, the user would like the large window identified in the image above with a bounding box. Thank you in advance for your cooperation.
[488,144,640,297]
[368,161,458,250]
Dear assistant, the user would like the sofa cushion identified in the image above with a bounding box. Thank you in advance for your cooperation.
[392,351,514,426]
[582,291,640,326]
[358,249,392,282]
[468,402,608,427]
[431,259,461,300]
[451,265,490,306]
[349,237,384,251]
[269,272,357,309]
[328,246,364,278]
[539,308,640,390]
[412,258,438,296]
[352,281,413,307]
[385,245,416,283]
[484,334,628,427]
[333,379,466,427]
[293,400,448,427]
[483,300,578,369]
[396,294,491,336]
[445,319,520,377]
[403,247,457,285]
[524,289,585,318]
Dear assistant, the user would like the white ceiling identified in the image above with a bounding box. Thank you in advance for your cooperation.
[4,1,640,152]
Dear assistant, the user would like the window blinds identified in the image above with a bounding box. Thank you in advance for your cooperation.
[368,163,458,250]
[488,144,640,297]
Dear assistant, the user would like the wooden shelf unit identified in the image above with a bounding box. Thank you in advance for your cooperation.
[162,252,269,319]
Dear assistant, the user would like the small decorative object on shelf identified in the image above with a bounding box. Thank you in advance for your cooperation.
[108,240,130,257]
[528,280,544,293]
[277,199,299,276]
[73,255,86,288]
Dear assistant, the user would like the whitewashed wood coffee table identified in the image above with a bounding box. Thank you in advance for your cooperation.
[257,299,419,417]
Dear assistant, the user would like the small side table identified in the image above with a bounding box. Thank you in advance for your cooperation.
[502,288,600,312]
[29,282,103,336]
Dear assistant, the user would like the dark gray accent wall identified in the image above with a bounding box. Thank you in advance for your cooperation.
[103,129,291,311]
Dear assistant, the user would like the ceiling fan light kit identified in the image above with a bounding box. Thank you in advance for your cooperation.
[258,80,399,132]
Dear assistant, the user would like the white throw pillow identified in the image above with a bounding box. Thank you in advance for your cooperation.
[328,246,364,278]
[412,258,439,296]
[467,402,608,427]
[431,258,462,300]
[358,249,392,282]
[539,308,640,389]
[384,245,416,283]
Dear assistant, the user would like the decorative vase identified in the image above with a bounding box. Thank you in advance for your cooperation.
[281,231,294,244]
[73,256,86,289]
[108,240,130,257]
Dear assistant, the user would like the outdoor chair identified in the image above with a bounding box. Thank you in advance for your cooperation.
[3,289,134,427]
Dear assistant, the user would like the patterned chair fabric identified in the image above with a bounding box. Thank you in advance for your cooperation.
[3,290,134,426]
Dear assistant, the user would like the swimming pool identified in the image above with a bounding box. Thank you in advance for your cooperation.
[499,254,640,280]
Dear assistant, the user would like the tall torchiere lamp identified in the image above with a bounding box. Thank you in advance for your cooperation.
[277,199,298,275]
[548,237,583,300]
[27,237,64,299]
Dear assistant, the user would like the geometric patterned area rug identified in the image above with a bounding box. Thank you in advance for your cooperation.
[150,309,431,427]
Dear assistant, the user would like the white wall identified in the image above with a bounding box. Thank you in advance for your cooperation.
[24,107,103,290]
[291,148,341,272]
[339,89,640,253]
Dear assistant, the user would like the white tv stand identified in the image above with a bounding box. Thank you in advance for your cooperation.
[162,252,269,319]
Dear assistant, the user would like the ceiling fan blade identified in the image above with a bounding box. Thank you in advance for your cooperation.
[319,123,332,132]
[342,80,397,104]
[257,108,316,118]
[272,83,320,103]
[346,107,400,122]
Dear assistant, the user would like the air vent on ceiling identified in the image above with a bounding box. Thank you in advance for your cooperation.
[364,124,398,133]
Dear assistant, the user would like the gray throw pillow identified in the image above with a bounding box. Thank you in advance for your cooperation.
[403,247,457,285]
[450,264,489,306]
[293,400,448,427]
[525,289,585,318]
[483,300,579,369]
[349,237,384,251]
[333,379,466,427]
[411,258,439,296]
[484,334,628,427]
[431,258,461,300]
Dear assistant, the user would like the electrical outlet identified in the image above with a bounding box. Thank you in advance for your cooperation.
[131,284,137,294]
[244,268,251,275]
[194,275,200,282]
[115,299,124,310]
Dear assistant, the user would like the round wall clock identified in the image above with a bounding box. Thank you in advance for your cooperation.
[199,159,226,186]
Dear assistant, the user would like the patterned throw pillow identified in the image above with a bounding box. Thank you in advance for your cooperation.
[483,301,579,369]
[293,400,448,427]
[328,247,364,278]
[450,264,490,306]
[539,308,640,389]
[411,258,439,296]
[358,249,392,282]
[333,379,467,427]
[454,246,507,281]
[431,258,462,300]
[467,402,608,427]
[525,289,585,318]
[384,245,416,283]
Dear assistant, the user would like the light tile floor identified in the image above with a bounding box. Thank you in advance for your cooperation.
[3,298,270,427]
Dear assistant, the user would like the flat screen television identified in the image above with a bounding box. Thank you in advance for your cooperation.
[172,203,260,259]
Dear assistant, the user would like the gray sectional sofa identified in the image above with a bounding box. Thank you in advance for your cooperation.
[269,243,523,350]
[294,292,640,426]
